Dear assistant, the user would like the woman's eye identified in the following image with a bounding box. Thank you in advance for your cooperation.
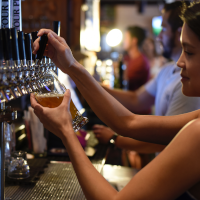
[184,51,194,56]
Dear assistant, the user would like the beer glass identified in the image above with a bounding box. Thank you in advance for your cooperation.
[7,151,30,179]
[34,69,88,132]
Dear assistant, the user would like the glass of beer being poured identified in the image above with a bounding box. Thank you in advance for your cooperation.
[34,69,89,132]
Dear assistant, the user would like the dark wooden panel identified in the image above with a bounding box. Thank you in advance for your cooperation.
[22,0,67,42]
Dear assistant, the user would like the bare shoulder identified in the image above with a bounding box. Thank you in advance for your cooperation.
[197,110,200,118]
[182,118,200,136]
[189,117,200,129]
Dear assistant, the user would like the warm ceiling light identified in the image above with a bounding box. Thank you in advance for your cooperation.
[106,29,123,47]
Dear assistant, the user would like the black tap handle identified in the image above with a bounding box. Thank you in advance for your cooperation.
[2,28,13,61]
[35,34,48,61]
[31,31,38,43]
[11,28,20,61]
[53,21,61,36]
[18,31,26,60]
[31,31,38,61]
[0,29,4,60]
[24,33,32,61]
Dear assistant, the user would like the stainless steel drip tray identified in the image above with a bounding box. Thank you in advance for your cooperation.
[5,162,103,200]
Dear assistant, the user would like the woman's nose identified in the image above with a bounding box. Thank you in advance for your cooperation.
[177,57,185,69]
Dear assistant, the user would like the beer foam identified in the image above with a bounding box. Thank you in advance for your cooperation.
[36,93,64,98]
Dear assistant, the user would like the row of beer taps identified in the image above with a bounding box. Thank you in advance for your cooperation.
[0,27,55,103]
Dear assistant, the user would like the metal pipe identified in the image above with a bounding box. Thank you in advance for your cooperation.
[0,102,5,200]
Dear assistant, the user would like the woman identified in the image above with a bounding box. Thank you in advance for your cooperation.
[31,2,200,200]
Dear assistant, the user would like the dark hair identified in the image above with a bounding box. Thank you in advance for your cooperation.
[163,1,190,33]
[180,1,200,40]
[126,26,146,47]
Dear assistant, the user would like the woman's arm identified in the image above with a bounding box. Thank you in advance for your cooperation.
[67,61,199,144]
[93,125,166,153]
[33,29,200,145]
[114,119,200,200]
[31,94,200,200]
[101,85,155,113]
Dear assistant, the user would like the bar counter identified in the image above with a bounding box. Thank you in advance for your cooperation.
[5,161,103,200]
[4,138,107,200]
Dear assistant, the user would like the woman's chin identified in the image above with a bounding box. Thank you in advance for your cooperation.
[182,87,200,97]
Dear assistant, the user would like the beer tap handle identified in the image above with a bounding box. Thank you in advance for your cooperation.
[11,28,20,62]
[53,21,60,74]
[32,31,47,60]
[24,33,32,61]
[31,31,38,43]
[2,28,13,61]
[0,29,4,61]
[31,31,38,62]
[18,31,26,61]
[35,34,48,62]
[53,21,61,36]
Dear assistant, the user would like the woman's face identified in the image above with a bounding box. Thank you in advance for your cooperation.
[177,23,200,97]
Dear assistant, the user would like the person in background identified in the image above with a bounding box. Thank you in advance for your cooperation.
[123,26,150,91]
[142,37,167,78]
[101,26,150,166]
[93,1,200,170]
[31,2,200,199]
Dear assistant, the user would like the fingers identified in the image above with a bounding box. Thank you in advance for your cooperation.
[37,29,59,38]
[33,30,68,57]
[32,37,41,54]
[30,93,45,119]
[59,90,71,109]
[93,132,100,139]
[30,93,40,108]
[34,105,44,119]
[95,134,100,138]
[92,124,103,130]
[47,32,66,53]
[38,29,67,45]
[93,130,101,135]
[30,94,44,112]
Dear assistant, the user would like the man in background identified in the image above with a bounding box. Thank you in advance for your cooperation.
[122,26,150,91]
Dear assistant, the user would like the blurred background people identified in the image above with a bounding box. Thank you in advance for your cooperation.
[123,26,150,91]
[93,1,200,170]
[142,37,167,79]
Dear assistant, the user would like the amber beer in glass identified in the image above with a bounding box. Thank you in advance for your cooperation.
[35,93,79,119]
[34,69,88,132]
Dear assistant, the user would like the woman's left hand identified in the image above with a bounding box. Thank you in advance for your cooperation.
[30,90,74,141]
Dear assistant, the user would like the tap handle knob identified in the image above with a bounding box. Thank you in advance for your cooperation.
[2,28,13,61]
[18,31,26,61]
[53,21,61,36]
[24,33,32,61]
[31,31,38,61]
[11,28,20,61]
[0,29,4,61]
[35,34,48,61]
[31,31,38,43]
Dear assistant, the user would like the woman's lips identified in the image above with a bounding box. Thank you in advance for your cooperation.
[180,74,190,81]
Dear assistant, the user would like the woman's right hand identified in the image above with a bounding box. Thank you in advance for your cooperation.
[93,125,115,144]
[33,29,77,74]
